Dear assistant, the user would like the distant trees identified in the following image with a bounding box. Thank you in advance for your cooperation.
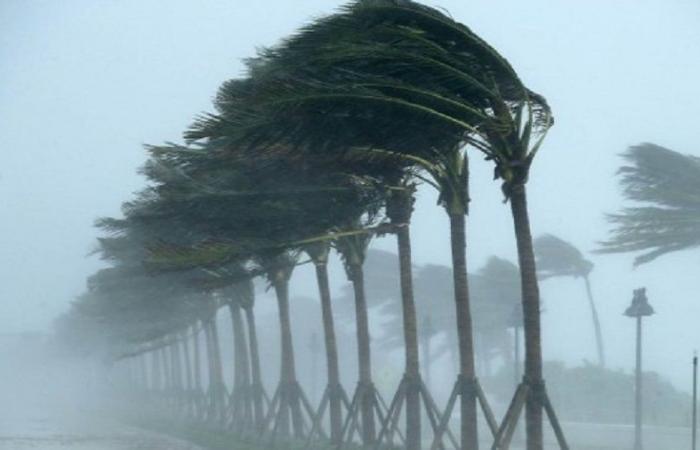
[535,234,605,368]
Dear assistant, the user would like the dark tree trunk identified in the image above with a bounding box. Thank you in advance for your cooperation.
[273,273,304,438]
[170,338,183,405]
[229,301,252,423]
[180,331,194,413]
[159,345,171,394]
[138,354,148,390]
[244,305,265,429]
[204,318,226,424]
[210,318,226,425]
[583,276,606,367]
[314,258,343,445]
[448,212,479,450]
[151,350,161,392]
[203,321,215,419]
[192,324,203,416]
[349,263,376,446]
[396,217,421,450]
[509,185,544,450]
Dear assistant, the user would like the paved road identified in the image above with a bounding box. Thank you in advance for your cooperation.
[477,420,690,450]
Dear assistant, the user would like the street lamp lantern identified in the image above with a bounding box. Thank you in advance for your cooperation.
[625,288,654,318]
[625,287,654,450]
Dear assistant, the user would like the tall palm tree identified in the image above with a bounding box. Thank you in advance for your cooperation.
[334,225,379,446]
[234,278,266,430]
[535,234,604,367]
[599,143,700,265]
[304,241,344,444]
[223,283,253,429]
[384,179,423,450]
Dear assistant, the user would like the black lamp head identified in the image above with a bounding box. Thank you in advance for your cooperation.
[625,287,655,318]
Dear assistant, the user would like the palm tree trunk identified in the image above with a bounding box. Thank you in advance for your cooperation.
[192,324,203,416]
[244,305,265,429]
[160,345,171,396]
[204,319,219,420]
[229,301,253,424]
[139,354,148,391]
[151,350,161,392]
[583,275,606,368]
[203,321,215,420]
[180,331,194,414]
[509,185,544,450]
[349,262,376,446]
[210,318,227,425]
[314,259,343,445]
[396,220,422,450]
[448,211,479,450]
[272,274,304,438]
[171,338,183,407]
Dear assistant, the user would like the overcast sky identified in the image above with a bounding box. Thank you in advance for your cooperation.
[2,0,699,388]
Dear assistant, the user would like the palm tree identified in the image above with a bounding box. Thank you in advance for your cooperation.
[189,70,432,446]
[334,223,380,446]
[222,283,254,429]
[231,278,266,430]
[535,234,604,367]
[599,143,700,265]
[141,143,396,441]
[303,241,344,444]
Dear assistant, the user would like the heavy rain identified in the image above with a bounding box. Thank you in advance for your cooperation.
[2,1,700,450]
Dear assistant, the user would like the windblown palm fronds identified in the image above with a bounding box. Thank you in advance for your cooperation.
[599,143,700,266]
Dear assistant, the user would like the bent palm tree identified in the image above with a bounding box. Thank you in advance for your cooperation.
[535,234,604,367]
[599,143,700,265]
[188,2,555,448]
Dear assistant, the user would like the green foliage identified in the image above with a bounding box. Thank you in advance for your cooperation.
[187,0,552,207]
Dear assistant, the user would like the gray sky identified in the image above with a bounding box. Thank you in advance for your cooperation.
[2,0,700,388]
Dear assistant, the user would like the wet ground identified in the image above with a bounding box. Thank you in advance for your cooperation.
[0,406,204,450]
[0,336,202,450]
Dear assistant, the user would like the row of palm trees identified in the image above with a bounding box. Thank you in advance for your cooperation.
[60,2,571,450]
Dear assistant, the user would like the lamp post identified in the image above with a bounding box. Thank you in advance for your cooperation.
[625,287,654,450]
[693,353,697,450]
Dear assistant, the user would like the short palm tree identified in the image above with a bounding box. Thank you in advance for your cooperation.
[535,234,604,367]
[600,143,700,265]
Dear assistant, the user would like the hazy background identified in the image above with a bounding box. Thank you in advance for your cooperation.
[2,0,700,391]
